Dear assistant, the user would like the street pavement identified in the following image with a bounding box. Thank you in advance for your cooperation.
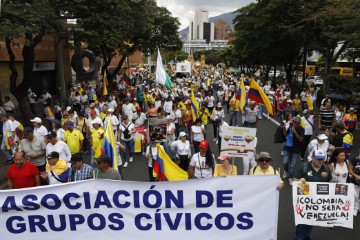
[0,108,359,239]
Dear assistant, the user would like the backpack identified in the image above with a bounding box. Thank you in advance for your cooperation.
[122,123,132,139]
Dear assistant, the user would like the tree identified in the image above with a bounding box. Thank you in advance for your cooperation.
[77,0,182,90]
[0,0,59,120]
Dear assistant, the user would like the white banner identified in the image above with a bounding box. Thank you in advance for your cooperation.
[292,181,354,228]
[0,176,279,240]
[221,126,257,157]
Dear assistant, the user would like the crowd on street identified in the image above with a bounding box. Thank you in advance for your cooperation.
[0,65,360,239]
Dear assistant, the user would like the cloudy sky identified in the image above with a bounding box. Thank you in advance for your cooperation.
[156,0,255,30]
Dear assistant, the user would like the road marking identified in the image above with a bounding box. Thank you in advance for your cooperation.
[263,113,281,126]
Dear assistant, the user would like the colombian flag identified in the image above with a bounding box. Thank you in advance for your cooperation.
[190,86,200,121]
[123,69,132,86]
[5,132,14,150]
[153,145,188,181]
[103,70,108,96]
[101,118,118,170]
[248,79,274,115]
[15,124,24,136]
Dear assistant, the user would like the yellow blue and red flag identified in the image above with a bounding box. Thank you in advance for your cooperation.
[190,86,200,121]
[101,118,118,170]
[248,78,274,115]
[153,145,188,181]
[123,68,132,86]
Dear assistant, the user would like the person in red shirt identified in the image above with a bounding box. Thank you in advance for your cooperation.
[6,151,40,189]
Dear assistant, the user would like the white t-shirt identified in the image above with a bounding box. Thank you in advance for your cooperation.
[120,122,135,141]
[331,162,349,183]
[191,125,205,142]
[104,115,119,131]
[166,123,176,142]
[163,101,173,114]
[170,109,182,124]
[122,103,135,120]
[190,152,215,179]
[33,126,48,141]
[80,95,88,104]
[46,141,72,162]
[207,96,215,107]
[2,119,15,139]
[56,128,65,141]
[301,115,314,136]
[133,112,147,127]
[218,122,229,137]
[171,140,191,157]
[213,109,225,120]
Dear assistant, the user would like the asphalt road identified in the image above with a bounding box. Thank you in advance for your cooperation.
[119,112,360,240]
[0,109,359,239]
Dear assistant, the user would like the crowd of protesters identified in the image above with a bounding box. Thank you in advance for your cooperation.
[0,65,360,239]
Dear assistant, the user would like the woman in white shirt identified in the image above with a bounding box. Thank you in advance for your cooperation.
[328,149,349,183]
[119,115,136,168]
[52,119,65,141]
[191,118,206,153]
[189,140,216,179]
[171,132,191,171]
[165,115,176,159]
[145,135,164,182]
[171,105,182,139]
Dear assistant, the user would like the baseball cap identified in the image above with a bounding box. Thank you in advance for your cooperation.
[136,107,142,111]
[213,118,222,126]
[199,140,209,149]
[46,131,57,138]
[292,116,301,123]
[107,108,114,112]
[30,117,42,124]
[89,103,95,107]
[70,154,83,163]
[23,127,33,135]
[66,121,74,128]
[313,150,326,160]
[46,151,59,159]
[350,107,355,112]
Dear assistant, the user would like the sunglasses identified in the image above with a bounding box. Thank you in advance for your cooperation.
[259,158,270,163]
[315,158,325,161]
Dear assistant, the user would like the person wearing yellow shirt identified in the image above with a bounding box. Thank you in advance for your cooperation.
[144,90,153,110]
[249,152,284,191]
[63,121,84,155]
[177,99,186,114]
[229,95,240,126]
[214,156,237,177]
[198,103,211,130]
[292,94,301,113]
[90,118,105,166]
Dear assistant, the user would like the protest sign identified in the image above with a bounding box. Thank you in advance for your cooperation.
[220,126,257,157]
[292,181,354,228]
[0,176,279,240]
[148,117,167,142]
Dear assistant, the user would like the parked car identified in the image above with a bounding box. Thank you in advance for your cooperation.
[307,75,323,86]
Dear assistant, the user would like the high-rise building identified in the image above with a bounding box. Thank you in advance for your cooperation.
[185,9,228,54]
[214,19,231,40]
[189,9,214,41]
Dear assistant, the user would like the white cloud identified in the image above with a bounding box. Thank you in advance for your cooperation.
[156,0,255,29]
